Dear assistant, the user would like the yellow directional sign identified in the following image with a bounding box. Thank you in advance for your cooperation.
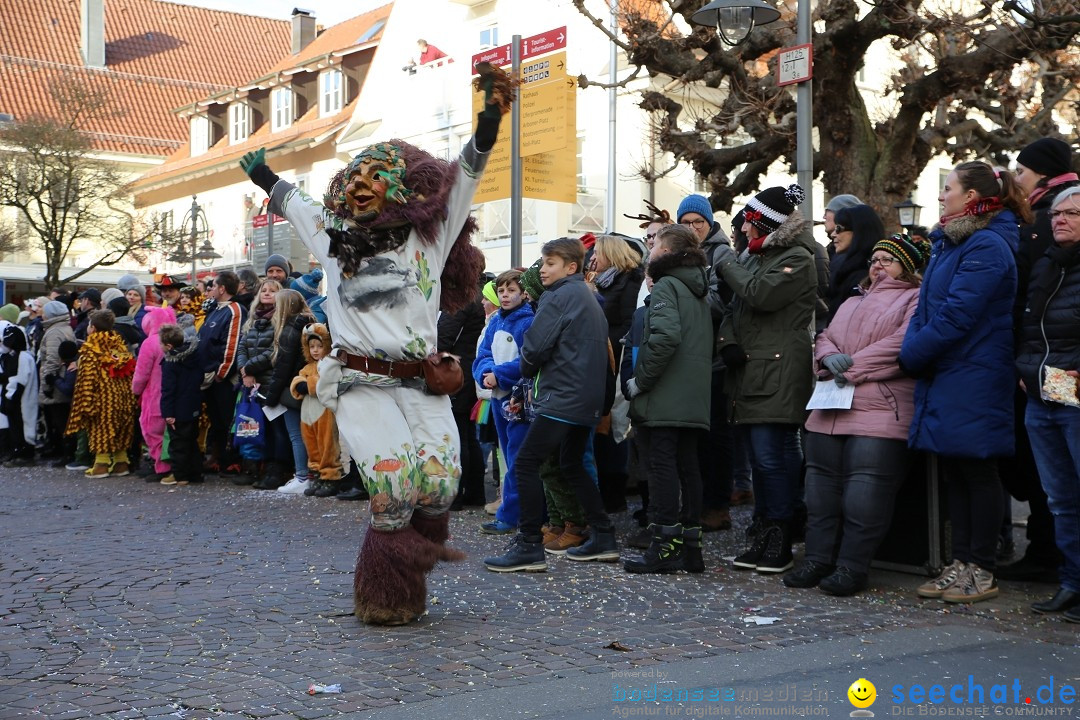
[471,52,577,204]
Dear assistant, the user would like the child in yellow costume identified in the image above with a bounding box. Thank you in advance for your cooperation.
[66,310,137,478]
[290,323,344,497]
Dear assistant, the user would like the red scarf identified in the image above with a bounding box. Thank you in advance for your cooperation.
[748,235,769,254]
[1029,173,1080,208]
[940,196,1004,226]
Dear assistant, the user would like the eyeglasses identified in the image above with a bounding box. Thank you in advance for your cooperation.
[644,232,657,240]
[1049,209,1080,220]
[868,256,897,267]
[680,219,708,229]
[831,225,849,235]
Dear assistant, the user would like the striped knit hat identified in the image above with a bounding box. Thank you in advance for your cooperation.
[743,184,805,234]
[873,233,931,274]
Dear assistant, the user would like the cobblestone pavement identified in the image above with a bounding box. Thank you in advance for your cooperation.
[1,464,1076,720]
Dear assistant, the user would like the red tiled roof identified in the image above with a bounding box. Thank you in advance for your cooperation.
[0,0,292,155]
[267,4,391,75]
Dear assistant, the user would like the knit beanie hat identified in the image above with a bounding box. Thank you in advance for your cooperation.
[677,195,714,223]
[873,233,931,274]
[825,194,862,214]
[290,267,324,299]
[2,325,27,352]
[43,300,70,320]
[743,184,806,234]
[101,288,124,306]
[265,253,292,276]
[1016,138,1074,178]
[108,297,131,318]
[117,274,145,302]
[0,304,18,324]
[482,280,498,305]
[58,339,79,364]
[520,258,545,301]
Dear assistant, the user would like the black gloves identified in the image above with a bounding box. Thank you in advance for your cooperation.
[295,381,309,396]
[720,345,748,370]
[475,114,501,154]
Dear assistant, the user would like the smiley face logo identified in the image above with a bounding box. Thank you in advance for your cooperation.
[848,678,877,709]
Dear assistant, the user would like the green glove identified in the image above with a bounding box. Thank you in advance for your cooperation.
[239,147,266,177]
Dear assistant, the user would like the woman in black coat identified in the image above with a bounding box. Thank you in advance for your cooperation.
[590,235,645,369]
[255,290,315,491]
[823,205,884,327]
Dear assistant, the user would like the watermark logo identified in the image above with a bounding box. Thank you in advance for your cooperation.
[849,678,877,717]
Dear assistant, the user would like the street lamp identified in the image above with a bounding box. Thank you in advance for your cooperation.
[690,0,812,220]
[893,197,923,233]
[177,195,220,283]
[691,0,780,46]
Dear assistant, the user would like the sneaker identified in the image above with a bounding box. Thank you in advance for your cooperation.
[481,519,516,535]
[544,524,588,555]
[819,566,869,596]
[52,457,73,469]
[541,524,564,546]
[484,497,501,516]
[84,463,111,478]
[1064,606,1080,624]
[483,535,547,572]
[732,520,768,570]
[277,476,309,495]
[783,560,835,589]
[66,460,92,471]
[311,480,340,498]
[109,462,131,478]
[755,524,793,573]
[917,559,968,599]
[942,565,998,603]
[565,529,619,562]
[160,474,178,485]
[336,486,369,501]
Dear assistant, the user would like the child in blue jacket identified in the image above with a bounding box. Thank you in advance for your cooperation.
[472,269,534,534]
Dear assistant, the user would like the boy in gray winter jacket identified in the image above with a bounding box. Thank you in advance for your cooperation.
[484,237,618,572]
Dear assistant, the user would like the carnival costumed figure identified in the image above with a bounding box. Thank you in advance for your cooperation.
[239,67,513,625]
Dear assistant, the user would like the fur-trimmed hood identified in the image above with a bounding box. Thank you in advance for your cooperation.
[301,322,331,364]
[646,248,708,298]
[935,211,995,245]
[759,209,814,252]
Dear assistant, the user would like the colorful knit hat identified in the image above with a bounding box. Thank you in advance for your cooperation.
[743,184,805,234]
[520,258,545,301]
[482,280,498,305]
[872,233,931,274]
[290,267,324,300]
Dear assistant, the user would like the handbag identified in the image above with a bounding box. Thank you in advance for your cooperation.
[422,352,464,395]
[232,388,266,454]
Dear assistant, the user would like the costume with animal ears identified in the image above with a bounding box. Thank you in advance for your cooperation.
[289,323,343,482]
[239,67,514,625]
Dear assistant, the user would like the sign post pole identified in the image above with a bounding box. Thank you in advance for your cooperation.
[510,34,522,269]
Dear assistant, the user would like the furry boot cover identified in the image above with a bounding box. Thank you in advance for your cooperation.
[352,525,464,625]
[410,511,464,556]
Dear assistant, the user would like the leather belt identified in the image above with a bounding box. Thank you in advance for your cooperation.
[340,350,424,379]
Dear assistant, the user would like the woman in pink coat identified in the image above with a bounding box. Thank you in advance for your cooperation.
[133,306,176,481]
[784,234,930,596]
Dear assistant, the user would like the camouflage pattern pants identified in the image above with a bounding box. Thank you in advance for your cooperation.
[334,383,461,530]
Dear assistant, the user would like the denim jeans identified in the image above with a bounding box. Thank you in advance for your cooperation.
[803,432,908,573]
[941,457,1002,570]
[275,407,308,477]
[516,416,611,542]
[1025,401,1080,593]
[745,423,803,521]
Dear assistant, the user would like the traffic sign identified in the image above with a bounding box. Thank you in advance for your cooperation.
[777,43,813,86]
[471,26,568,74]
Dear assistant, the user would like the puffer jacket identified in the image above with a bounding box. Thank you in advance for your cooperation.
[716,210,818,425]
[1014,179,1080,330]
[629,248,712,429]
[132,307,177,424]
[237,314,275,386]
[806,275,919,441]
[37,314,76,405]
[263,314,315,410]
[1015,241,1080,402]
[597,266,644,366]
[899,210,1019,458]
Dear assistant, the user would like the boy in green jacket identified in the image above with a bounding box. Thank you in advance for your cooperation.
[624,224,714,574]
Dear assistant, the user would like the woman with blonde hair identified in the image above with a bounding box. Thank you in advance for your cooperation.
[259,289,316,493]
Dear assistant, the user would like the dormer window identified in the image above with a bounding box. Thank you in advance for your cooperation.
[229,102,251,144]
[272,87,293,132]
[320,69,343,116]
[190,114,210,156]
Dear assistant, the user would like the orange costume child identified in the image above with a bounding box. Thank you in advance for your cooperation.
[290,323,344,497]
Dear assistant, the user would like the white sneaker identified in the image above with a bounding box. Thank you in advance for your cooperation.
[277,476,309,494]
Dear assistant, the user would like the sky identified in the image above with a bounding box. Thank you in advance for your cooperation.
[169,0,387,28]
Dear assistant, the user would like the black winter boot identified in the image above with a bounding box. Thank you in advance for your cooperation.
[756,520,793,573]
[681,526,705,573]
[232,459,259,486]
[732,517,768,570]
[253,461,285,489]
[624,524,684,574]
